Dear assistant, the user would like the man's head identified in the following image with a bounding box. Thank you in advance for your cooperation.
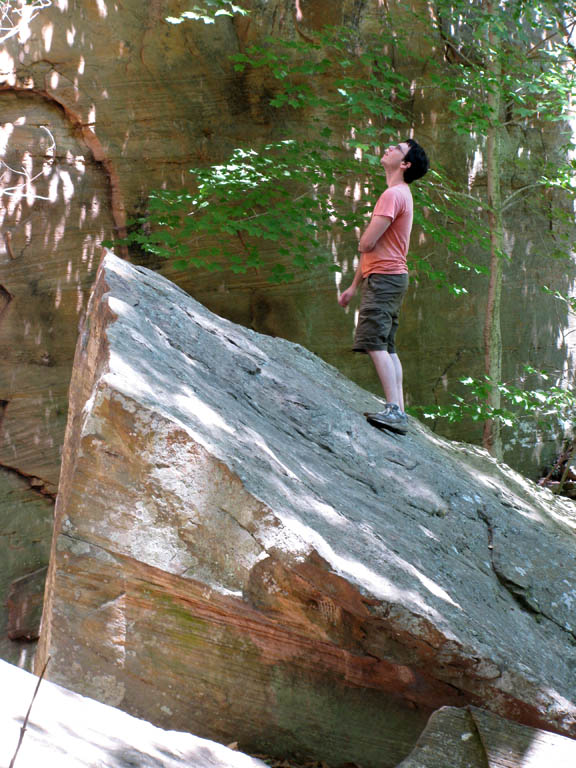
[381,139,429,184]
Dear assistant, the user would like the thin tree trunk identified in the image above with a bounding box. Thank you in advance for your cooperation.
[482,5,504,459]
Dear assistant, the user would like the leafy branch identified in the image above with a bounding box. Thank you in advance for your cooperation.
[411,369,576,429]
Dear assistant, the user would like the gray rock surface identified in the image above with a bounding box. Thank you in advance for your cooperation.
[0,659,267,768]
[37,252,576,768]
[397,705,576,768]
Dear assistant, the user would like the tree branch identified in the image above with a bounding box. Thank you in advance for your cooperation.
[9,656,51,768]
[502,182,542,211]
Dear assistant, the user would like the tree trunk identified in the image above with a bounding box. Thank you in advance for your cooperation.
[482,5,504,459]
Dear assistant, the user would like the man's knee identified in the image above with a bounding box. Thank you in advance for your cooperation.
[368,349,392,361]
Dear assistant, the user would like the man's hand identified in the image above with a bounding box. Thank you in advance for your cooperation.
[338,285,356,308]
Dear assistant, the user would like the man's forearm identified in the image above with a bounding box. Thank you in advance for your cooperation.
[338,260,364,307]
[349,260,363,290]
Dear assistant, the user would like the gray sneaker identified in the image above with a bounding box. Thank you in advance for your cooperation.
[365,403,408,435]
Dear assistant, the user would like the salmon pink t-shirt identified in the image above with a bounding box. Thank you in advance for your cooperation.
[361,183,413,276]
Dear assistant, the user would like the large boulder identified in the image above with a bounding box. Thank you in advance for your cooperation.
[397,706,576,768]
[0,659,267,768]
[37,252,576,768]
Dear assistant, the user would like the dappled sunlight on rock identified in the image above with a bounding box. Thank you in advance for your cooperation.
[41,20,53,51]
[0,89,116,671]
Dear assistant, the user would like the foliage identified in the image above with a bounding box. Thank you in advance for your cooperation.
[123,139,355,283]
[428,0,576,215]
[126,1,574,286]
[543,284,576,314]
[430,0,576,132]
[117,18,492,288]
[410,367,576,430]
[422,0,576,455]
[121,136,488,288]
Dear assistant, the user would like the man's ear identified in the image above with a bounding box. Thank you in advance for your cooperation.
[401,160,412,170]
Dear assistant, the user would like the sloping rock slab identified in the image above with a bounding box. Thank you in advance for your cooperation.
[0,659,266,768]
[37,252,576,768]
[397,705,576,767]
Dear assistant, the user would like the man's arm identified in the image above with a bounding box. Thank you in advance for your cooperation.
[338,261,363,307]
[358,215,392,253]
[338,215,392,308]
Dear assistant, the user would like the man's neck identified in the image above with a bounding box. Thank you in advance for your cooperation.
[385,168,406,187]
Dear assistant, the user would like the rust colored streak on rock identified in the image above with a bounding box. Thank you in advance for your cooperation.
[3,232,16,260]
[247,552,447,667]
[66,548,468,713]
[0,461,57,501]
[46,92,128,244]
[244,551,575,737]
[61,545,576,736]
[162,557,574,737]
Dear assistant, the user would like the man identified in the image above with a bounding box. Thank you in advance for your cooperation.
[338,138,429,434]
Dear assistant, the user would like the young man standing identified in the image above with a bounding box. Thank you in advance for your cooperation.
[338,139,429,434]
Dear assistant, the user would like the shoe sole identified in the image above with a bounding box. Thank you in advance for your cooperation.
[365,413,408,435]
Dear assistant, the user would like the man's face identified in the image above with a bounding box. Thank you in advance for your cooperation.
[381,142,410,171]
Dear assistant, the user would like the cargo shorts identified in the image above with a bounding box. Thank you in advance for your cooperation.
[353,273,409,354]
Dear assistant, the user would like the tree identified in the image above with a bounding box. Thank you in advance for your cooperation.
[427,0,576,456]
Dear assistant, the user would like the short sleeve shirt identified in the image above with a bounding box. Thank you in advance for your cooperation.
[361,183,413,277]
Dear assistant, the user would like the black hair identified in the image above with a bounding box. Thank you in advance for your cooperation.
[402,139,429,184]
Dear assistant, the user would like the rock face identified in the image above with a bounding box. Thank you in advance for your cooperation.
[37,252,576,768]
[0,0,573,667]
[0,659,267,768]
[397,706,576,768]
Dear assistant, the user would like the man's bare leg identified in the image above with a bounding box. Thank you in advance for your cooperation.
[390,352,404,412]
[368,349,403,408]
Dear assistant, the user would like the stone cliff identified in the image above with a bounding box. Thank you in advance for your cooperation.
[36,252,576,768]
[0,0,573,669]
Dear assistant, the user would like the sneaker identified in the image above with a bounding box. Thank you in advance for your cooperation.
[365,403,408,435]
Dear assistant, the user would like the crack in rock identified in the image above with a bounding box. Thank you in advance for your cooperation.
[0,283,13,325]
[476,506,576,639]
[0,399,8,432]
[0,461,56,501]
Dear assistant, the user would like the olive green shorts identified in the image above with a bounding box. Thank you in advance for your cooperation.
[353,273,409,354]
